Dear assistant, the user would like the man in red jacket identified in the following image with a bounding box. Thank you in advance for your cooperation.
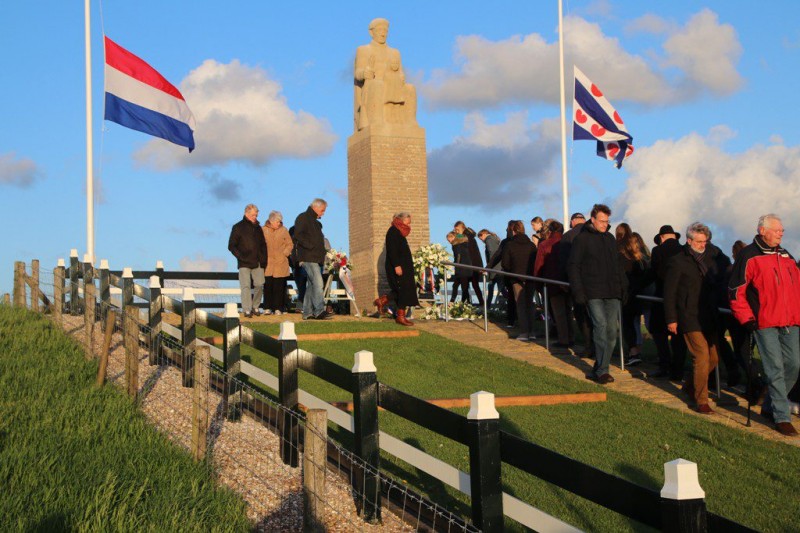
[729,214,800,437]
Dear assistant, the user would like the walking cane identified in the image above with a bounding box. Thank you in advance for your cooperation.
[746,332,756,427]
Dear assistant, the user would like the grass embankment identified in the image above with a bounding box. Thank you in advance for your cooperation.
[0,306,250,531]
[236,319,799,532]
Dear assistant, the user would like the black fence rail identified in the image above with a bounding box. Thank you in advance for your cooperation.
[12,256,758,532]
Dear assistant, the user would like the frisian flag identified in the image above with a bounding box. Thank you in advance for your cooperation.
[104,37,196,152]
[573,66,632,168]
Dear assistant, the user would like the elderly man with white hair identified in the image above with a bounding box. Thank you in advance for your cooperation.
[293,198,331,320]
[729,214,800,437]
[228,204,268,318]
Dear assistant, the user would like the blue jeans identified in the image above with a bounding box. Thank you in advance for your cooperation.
[301,262,324,318]
[238,266,265,314]
[754,326,800,423]
[586,298,621,377]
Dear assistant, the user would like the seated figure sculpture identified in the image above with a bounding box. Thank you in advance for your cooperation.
[354,18,418,132]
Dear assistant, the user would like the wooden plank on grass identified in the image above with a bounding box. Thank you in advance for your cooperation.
[199,329,419,346]
[297,330,419,341]
[332,392,606,412]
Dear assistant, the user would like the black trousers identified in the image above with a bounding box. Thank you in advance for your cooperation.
[451,277,470,303]
[650,304,687,376]
[263,276,288,311]
[469,272,485,306]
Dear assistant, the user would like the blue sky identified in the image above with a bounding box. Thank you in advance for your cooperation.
[2,1,800,293]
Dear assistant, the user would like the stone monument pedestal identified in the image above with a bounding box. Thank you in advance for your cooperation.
[347,124,429,315]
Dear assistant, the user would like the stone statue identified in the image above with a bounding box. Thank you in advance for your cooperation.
[354,18,418,132]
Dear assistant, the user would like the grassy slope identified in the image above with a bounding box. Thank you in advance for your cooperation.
[237,319,799,532]
[0,306,251,531]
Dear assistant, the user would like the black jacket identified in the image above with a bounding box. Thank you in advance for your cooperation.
[228,216,268,269]
[567,222,627,303]
[501,233,536,281]
[558,222,584,273]
[663,245,720,333]
[385,225,418,307]
[293,206,326,264]
[451,237,473,279]
[650,238,682,296]
[464,228,484,268]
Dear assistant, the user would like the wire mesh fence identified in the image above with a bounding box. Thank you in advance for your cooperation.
[13,261,479,532]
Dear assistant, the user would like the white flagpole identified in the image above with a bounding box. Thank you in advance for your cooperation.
[85,0,94,264]
[558,0,569,225]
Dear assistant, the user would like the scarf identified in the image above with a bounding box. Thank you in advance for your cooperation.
[392,217,411,237]
[688,246,708,277]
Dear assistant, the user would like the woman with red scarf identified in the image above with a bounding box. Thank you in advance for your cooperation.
[374,212,419,326]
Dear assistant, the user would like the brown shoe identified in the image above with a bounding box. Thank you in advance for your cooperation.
[395,308,414,327]
[696,404,714,415]
[374,295,389,315]
[776,422,799,437]
[598,373,615,384]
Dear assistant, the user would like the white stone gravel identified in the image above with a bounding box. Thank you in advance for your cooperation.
[60,314,418,532]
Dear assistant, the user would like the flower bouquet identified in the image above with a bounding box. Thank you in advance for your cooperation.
[413,243,452,296]
[447,300,480,320]
[324,249,350,274]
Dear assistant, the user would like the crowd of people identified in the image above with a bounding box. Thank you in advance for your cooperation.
[227,200,799,437]
[449,206,800,437]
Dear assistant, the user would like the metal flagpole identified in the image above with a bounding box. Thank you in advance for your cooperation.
[558,0,569,225]
[85,0,94,264]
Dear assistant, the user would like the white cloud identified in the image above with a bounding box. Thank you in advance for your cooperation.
[428,113,562,208]
[0,152,42,187]
[616,132,800,253]
[165,253,229,289]
[661,9,743,97]
[134,60,338,170]
[421,10,742,109]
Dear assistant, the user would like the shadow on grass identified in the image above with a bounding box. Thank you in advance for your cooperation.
[31,513,68,532]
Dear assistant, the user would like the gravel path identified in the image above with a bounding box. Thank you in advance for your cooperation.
[60,314,417,532]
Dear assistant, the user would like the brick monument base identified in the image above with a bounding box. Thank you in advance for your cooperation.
[347,123,429,315]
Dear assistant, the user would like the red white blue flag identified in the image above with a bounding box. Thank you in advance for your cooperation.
[104,37,196,152]
[573,66,632,168]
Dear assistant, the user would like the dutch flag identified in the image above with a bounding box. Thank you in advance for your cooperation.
[104,37,195,152]
[573,66,633,168]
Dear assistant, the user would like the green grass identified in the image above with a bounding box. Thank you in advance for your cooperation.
[234,318,800,532]
[0,306,251,532]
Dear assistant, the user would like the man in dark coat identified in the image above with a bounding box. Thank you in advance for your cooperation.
[455,221,485,307]
[228,203,268,318]
[664,222,720,414]
[501,220,537,342]
[560,212,593,356]
[649,225,688,379]
[376,212,418,326]
[568,204,627,384]
[293,198,330,320]
[488,221,517,327]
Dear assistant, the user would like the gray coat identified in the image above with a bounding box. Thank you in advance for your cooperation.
[483,234,501,280]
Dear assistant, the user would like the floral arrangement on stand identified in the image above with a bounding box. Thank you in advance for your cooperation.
[447,300,480,320]
[412,243,452,295]
[324,249,350,274]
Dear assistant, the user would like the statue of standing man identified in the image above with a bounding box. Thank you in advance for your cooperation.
[354,18,418,132]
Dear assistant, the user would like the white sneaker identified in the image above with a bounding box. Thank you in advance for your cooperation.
[263,309,273,315]
[516,335,529,342]
[274,310,283,316]
[790,401,800,416]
